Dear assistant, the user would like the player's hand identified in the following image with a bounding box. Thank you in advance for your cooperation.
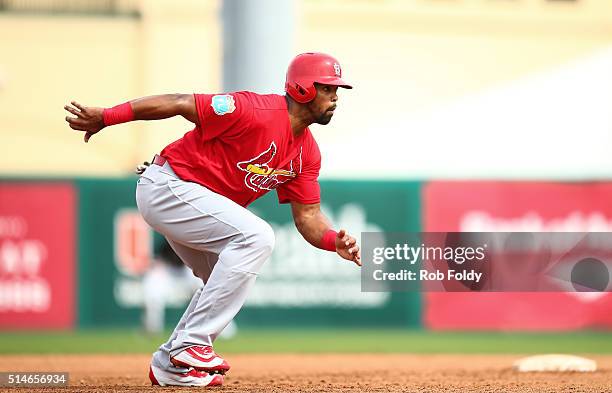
[64,101,105,143]
[335,229,361,266]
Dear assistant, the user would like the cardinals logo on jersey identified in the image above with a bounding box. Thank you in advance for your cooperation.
[236,142,302,191]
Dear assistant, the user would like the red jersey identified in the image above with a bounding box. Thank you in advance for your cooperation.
[160,92,322,207]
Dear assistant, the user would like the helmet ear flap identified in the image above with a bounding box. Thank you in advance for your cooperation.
[297,84,307,95]
[289,82,316,103]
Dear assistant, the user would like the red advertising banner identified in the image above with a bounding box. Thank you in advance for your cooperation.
[423,181,612,330]
[0,183,76,329]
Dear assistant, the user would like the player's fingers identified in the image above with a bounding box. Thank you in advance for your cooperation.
[67,118,87,130]
[349,244,359,255]
[64,105,82,117]
[65,103,81,112]
[71,101,86,111]
[66,115,85,125]
[84,132,93,143]
[337,229,346,239]
[344,236,357,247]
[69,123,86,131]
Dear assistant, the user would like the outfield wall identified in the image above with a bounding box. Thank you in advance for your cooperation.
[1,178,612,331]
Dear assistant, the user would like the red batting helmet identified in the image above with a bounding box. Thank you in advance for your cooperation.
[285,52,352,103]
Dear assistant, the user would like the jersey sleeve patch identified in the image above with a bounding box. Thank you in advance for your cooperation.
[211,94,236,116]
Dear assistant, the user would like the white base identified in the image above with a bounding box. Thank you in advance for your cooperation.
[513,354,597,372]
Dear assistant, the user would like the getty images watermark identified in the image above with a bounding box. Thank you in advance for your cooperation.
[361,232,612,292]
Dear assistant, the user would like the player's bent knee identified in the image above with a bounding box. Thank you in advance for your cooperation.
[251,221,275,257]
[261,223,276,254]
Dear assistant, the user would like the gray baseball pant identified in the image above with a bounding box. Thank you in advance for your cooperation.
[136,161,274,371]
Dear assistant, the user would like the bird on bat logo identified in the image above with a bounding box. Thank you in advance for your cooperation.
[236,142,301,192]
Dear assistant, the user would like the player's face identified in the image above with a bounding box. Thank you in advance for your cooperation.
[309,83,339,125]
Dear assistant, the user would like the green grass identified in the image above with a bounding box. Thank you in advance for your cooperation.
[1,329,611,355]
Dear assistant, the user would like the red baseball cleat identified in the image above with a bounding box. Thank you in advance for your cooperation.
[149,364,224,387]
[170,345,231,374]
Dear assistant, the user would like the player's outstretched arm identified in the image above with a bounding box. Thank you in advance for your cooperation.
[64,94,197,143]
[290,201,361,266]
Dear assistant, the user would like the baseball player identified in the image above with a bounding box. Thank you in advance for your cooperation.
[64,52,361,387]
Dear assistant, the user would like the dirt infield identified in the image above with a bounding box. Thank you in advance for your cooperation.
[0,354,610,392]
